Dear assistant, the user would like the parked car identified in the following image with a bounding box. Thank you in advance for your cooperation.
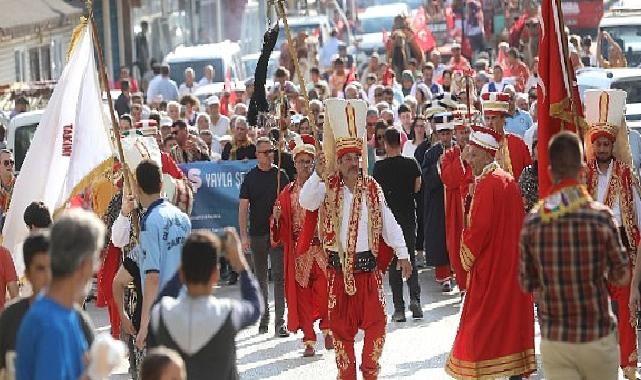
[7,110,43,172]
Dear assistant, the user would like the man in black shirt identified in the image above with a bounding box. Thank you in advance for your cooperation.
[115,80,131,117]
[222,116,257,160]
[373,128,423,322]
[239,137,290,336]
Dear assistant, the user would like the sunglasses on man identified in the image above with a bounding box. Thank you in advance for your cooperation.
[3,159,14,167]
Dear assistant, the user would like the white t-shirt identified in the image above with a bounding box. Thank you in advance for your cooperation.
[209,116,230,137]
[402,140,418,158]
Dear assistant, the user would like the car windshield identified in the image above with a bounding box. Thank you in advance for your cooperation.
[612,80,641,103]
[359,16,395,34]
[168,58,225,84]
[243,57,279,80]
[602,25,641,51]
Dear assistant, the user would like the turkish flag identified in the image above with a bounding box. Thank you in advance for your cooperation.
[537,0,584,197]
[413,7,436,52]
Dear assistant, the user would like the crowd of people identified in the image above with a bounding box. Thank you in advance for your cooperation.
[1,0,641,379]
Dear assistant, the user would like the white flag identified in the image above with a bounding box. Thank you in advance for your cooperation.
[3,26,114,276]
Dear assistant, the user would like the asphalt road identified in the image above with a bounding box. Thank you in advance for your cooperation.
[89,266,631,379]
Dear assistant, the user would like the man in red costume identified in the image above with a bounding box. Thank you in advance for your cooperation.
[300,99,412,380]
[584,89,640,380]
[271,135,333,357]
[439,114,473,293]
[481,92,531,180]
[445,126,536,379]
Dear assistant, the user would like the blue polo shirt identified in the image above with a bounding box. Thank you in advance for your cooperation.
[140,198,191,294]
[16,296,88,380]
[504,110,534,138]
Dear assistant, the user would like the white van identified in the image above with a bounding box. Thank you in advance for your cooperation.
[7,110,43,172]
[165,41,244,86]
[576,67,641,126]
[598,5,641,68]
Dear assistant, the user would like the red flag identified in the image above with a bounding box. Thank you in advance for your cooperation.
[537,0,584,197]
[412,7,436,52]
[224,66,236,113]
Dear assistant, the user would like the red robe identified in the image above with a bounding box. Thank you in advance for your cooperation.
[586,159,639,378]
[439,146,473,291]
[446,164,536,379]
[499,134,532,181]
[271,182,328,335]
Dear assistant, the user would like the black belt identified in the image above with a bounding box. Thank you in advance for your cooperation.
[328,250,376,273]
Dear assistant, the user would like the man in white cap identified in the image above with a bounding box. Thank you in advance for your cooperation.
[446,126,535,380]
[206,96,230,137]
[422,112,455,292]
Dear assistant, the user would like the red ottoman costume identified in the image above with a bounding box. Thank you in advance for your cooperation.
[271,136,331,353]
[584,90,640,379]
[300,99,409,380]
[445,126,536,379]
[440,144,473,292]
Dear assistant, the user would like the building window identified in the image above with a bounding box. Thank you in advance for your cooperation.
[28,45,53,82]
[14,50,26,82]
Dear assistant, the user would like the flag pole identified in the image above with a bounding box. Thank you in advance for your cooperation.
[553,0,585,138]
[274,0,320,151]
[85,0,132,195]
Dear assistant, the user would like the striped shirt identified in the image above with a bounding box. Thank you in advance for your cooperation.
[519,199,628,342]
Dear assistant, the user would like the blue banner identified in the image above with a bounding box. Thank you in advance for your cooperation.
[179,160,257,230]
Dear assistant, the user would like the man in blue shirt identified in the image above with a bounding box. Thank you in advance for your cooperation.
[146,64,179,103]
[130,159,191,350]
[16,209,105,380]
[503,88,533,138]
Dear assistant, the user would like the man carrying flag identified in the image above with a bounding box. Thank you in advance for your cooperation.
[271,134,333,357]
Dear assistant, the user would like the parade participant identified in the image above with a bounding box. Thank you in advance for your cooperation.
[439,115,473,293]
[481,92,532,180]
[423,112,457,291]
[445,126,535,379]
[239,137,289,337]
[299,98,412,380]
[271,134,333,357]
[374,128,422,321]
[584,90,641,379]
[522,132,626,380]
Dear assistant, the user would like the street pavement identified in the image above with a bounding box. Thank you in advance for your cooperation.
[89,266,629,379]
